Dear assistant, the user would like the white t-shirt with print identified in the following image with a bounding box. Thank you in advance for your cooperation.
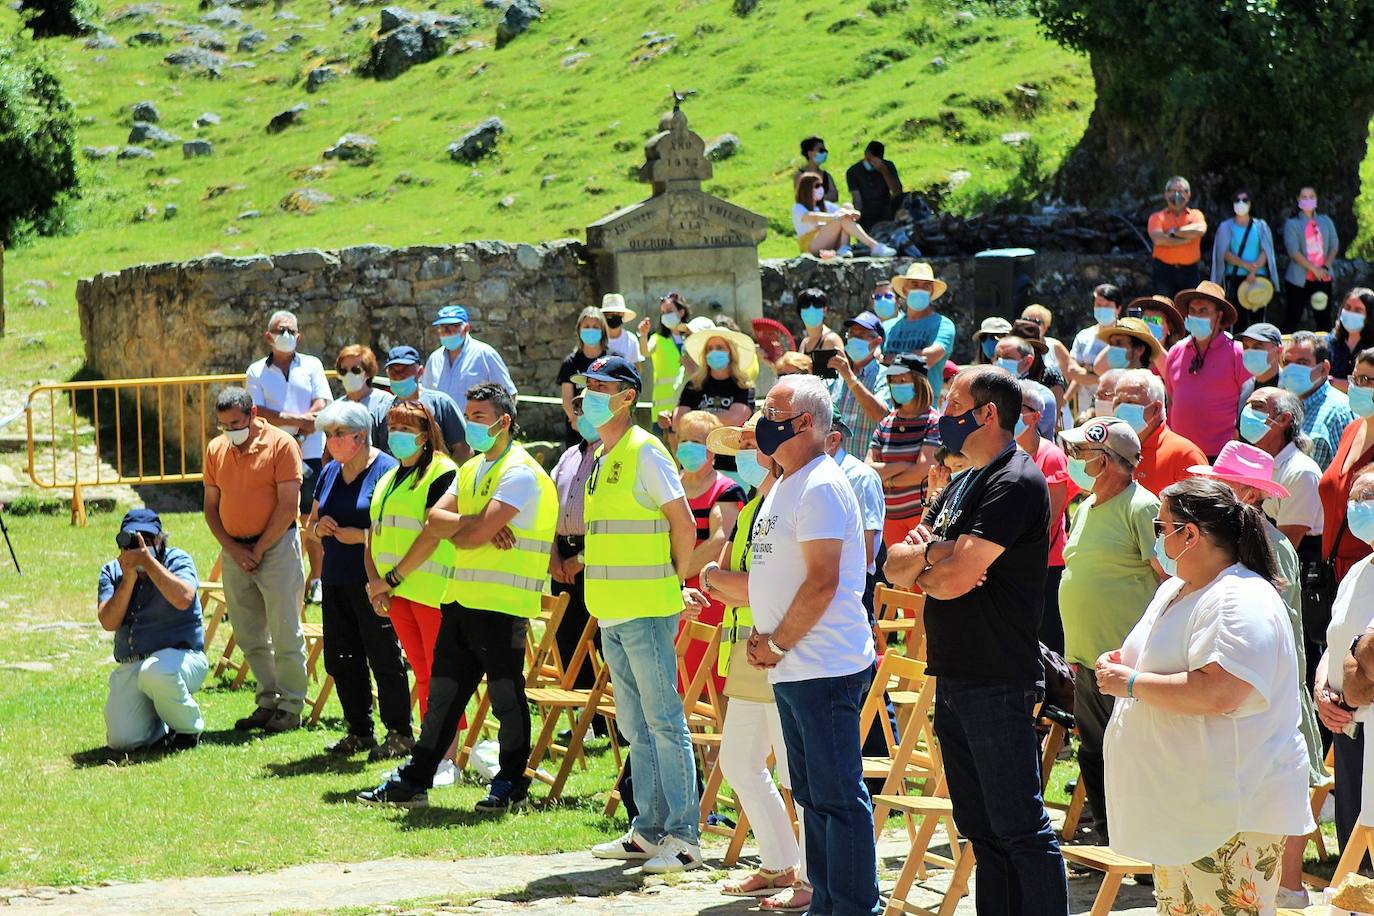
[792,201,841,238]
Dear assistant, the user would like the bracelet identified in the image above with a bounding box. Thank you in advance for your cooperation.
[699,563,714,593]
[1127,671,1139,699]
[385,569,403,588]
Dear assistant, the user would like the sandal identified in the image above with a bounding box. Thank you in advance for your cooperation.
[761,882,812,912]
[721,867,795,897]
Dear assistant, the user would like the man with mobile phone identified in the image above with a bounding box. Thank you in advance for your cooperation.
[97,508,207,751]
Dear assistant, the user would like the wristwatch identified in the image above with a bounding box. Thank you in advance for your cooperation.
[767,636,790,657]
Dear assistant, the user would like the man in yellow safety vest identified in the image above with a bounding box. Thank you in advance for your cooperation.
[358,382,557,812]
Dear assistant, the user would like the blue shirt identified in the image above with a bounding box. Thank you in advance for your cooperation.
[885,311,956,401]
[1301,381,1354,472]
[829,358,890,468]
[98,548,204,662]
[424,337,517,412]
[370,388,467,456]
[314,451,399,585]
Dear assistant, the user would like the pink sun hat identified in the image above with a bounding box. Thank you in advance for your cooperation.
[1187,441,1290,500]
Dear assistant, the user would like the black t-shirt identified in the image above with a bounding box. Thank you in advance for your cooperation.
[557,349,599,386]
[922,446,1049,685]
[844,158,901,228]
[679,376,755,415]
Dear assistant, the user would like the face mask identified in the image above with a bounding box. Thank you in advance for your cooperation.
[1299,196,1317,213]
[736,449,768,488]
[1145,319,1166,341]
[1105,346,1129,370]
[341,371,368,393]
[225,426,251,446]
[1066,456,1098,491]
[388,430,423,460]
[575,414,599,443]
[814,151,828,165]
[661,312,681,331]
[1278,363,1316,395]
[937,404,983,455]
[676,441,710,473]
[873,294,897,320]
[1348,500,1374,545]
[812,187,825,202]
[440,333,464,351]
[800,306,825,329]
[1113,402,1149,434]
[756,413,802,457]
[1167,191,1186,206]
[1154,527,1193,577]
[862,160,875,172]
[274,330,297,354]
[582,389,620,428]
[1094,306,1117,326]
[906,289,932,312]
[1094,397,1115,418]
[1184,315,1212,341]
[706,349,731,371]
[606,315,624,330]
[1237,406,1271,444]
[464,418,503,453]
[1014,416,1027,437]
[328,433,364,464]
[890,382,916,406]
[845,337,872,363]
[1350,384,1374,419]
[980,338,997,359]
[1242,349,1272,377]
[390,375,419,399]
[1341,309,1366,333]
[995,357,1023,378]
[1233,201,1250,216]
[579,328,603,347]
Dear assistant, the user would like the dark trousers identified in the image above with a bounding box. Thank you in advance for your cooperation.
[400,602,530,790]
[1150,259,1200,300]
[1335,726,1365,850]
[551,572,596,691]
[775,670,880,916]
[1282,278,1334,334]
[1039,567,1064,657]
[1071,664,1114,842]
[934,677,1068,916]
[321,583,412,738]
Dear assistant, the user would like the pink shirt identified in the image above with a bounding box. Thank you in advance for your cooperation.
[1162,333,1250,457]
[1030,437,1073,567]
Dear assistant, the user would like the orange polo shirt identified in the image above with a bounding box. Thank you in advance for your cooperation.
[204,418,302,538]
[1148,208,1206,265]
[1134,422,1207,497]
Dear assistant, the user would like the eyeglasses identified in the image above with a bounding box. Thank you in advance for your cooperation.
[761,407,804,422]
[340,366,367,375]
[1151,517,1186,538]
[1353,374,1374,389]
[325,430,360,439]
[217,423,251,433]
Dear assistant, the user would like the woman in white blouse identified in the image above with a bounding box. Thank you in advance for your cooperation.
[1096,477,1313,912]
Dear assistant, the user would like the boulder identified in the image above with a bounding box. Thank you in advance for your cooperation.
[183,139,214,157]
[107,4,161,24]
[446,116,503,163]
[181,26,228,50]
[305,66,339,92]
[82,145,119,160]
[130,100,160,123]
[194,111,221,127]
[128,121,180,146]
[127,30,167,45]
[163,204,179,219]
[164,47,226,77]
[323,133,377,163]
[200,5,245,26]
[704,133,740,161]
[279,188,334,213]
[495,0,540,47]
[84,32,118,48]
[561,52,588,68]
[236,28,266,51]
[362,9,471,79]
[118,146,156,160]
[266,103,307,134]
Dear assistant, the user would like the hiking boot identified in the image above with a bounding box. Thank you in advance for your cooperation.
[474,778,529,813]
[642,836,704,874]
[327,733,377,755]
[591,829,660,860]
[264,709,302,732]
[234,706,276,730]
[367,730,415,761]
[357,775,428,809]
[157,730,201,752]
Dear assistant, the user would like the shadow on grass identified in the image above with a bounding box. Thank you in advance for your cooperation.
[261,751,369,778]
[69,727,258,768]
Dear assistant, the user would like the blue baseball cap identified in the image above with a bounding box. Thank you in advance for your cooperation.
[843,311,886,340]
[119,507,163,537]
[432,305,470,326]
[384,345,422,367]
[571,355,642,390]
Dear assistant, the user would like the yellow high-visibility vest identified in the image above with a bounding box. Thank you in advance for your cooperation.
[717,493,761,677]
[649,334,685,416]
[369,454,459,608]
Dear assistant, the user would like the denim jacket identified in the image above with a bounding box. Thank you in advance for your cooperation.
[98,548,204,662]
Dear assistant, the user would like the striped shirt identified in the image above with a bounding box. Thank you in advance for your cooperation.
[830,358,891,465]
[868,408,942,520]
[551,441,597,536]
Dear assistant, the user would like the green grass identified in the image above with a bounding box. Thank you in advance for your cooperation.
[0,0,1094,390]
[0,508,625,887]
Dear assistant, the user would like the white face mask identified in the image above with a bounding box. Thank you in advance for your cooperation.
[341,371,367,393]
[273,330,298,354]
[812,187,824,203]
[226,426,251,445]
[1233,201,1250,216]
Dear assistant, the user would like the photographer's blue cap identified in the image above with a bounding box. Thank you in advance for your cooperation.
[572,355,642,390]
[432,305,469,326]
[384,345,422,367]
[120,507,162,537]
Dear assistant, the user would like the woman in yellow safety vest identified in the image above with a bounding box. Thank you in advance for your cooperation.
[698,415,811,913]
[638,291,692,420]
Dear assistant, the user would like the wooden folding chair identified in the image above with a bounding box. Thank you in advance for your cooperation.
[873,584,926,659]
[863,655,941,821]
[300,621,334,726]
[525,614,611,805]
[1331,822,1374,889]
[877,741,974,916]
[1059,846,1153,916]
[1303,746,1337,888]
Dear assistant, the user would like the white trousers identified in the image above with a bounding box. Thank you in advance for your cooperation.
[718,697,808,880]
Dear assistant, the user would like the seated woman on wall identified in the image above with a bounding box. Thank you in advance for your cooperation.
[792,173,894,259]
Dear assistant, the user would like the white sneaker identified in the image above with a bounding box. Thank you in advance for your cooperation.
[431,758,457,789]
[591,829,661,860]
[306,578,323,605]
[1321,793,1335,823]
[870,243,897,257]
[835,245,853,257]
[1275,886,1309,908]
[642,836,703,873]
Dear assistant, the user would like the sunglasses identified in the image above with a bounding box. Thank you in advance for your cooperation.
[340,366,367,375]
[1151,517,1186,538]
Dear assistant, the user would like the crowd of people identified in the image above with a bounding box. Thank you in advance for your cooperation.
[94,170,1374,914]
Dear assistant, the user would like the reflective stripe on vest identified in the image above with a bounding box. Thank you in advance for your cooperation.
[585,562,676,581]
[588,519,669,535]
[371,552,455,582]
[368,455,458,608]
[374,514,423,533]
[451,567,547,593]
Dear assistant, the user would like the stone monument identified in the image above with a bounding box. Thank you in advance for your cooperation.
[585,95,768,327]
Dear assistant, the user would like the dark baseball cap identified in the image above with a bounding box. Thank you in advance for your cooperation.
[119,507,163,537]
[1240,322,1283,347]
[843,311,886,341]
[572,355,642,390]
[885,352,929,377]
[384,345,422,367]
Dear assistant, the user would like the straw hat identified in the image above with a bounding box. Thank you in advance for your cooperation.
[684,325,760,380]
[705,411,762,456]
[600,293,637,322]
[1236,277,1274,312]
[1311,291,1330,312]
[1128,295,1184,338]
[891,262,948,300]
[1175,281,1238,328]
[1096,316,1165,363]
[1187,441,1290,500]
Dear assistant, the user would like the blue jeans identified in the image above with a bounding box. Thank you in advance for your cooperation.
[934,677,1067,916]
[601,615,699,844]
[105,648,209,749]
[774,670,880,916]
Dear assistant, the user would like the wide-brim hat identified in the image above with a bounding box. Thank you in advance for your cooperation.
[600,293,637,321]
[891,262,948,300]
[1175,281,1238,329]
[1129,295,1184,338]
[1096,317,1165,363]
[683,326,760,380]
[1236,276,1274,312]
[1010,319,1049,354]
[972,317,1013,342]
[1187,441,1289,500]
[705,411,761,456]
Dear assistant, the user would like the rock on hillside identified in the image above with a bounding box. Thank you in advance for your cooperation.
[362,7,472,80]
[447,117,503,163]
[495,0,541,47]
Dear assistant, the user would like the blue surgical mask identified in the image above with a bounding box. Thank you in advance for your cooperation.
[706,349,731,371]
[1279,363,1316,395]
[661,312,681,331]
[1113,402,1148,435]
[582,389,618,428]
[1185,315,1213,341]
[814,150,828,165]
[464,418,502,453]
[1154,527,1192,577]
[1066,456,1097,491]
[1094,306,1117,326]
[1014,417,1027,437]
[1146,320,1166,341]
[873,294,897,320]
[576,414,599,443]
[862,160,875,172]
[579,328,603,347]
[1239,405,1271,444]
[676,441,710,472]
[995,357,1023,378]
[440,333,464,351]
[1105,346,1129,370]
[800,306,825,329]
[390,376,418,399]
[1342,309,1367,334]
[388,430,422,460]
[735,448,768,488]
[980,338,996,359]
[1350,384,1374,419]
[1348,500,1374,545]
[845,337,872,363]
[890,382,916,405]
[1242,349,1272,377]
[906,289,932,312]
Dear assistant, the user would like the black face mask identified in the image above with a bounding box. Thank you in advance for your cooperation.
[756,413,804,457]
[606,315,624,330]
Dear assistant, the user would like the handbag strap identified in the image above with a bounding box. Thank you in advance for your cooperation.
[1227,221,1254,276]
